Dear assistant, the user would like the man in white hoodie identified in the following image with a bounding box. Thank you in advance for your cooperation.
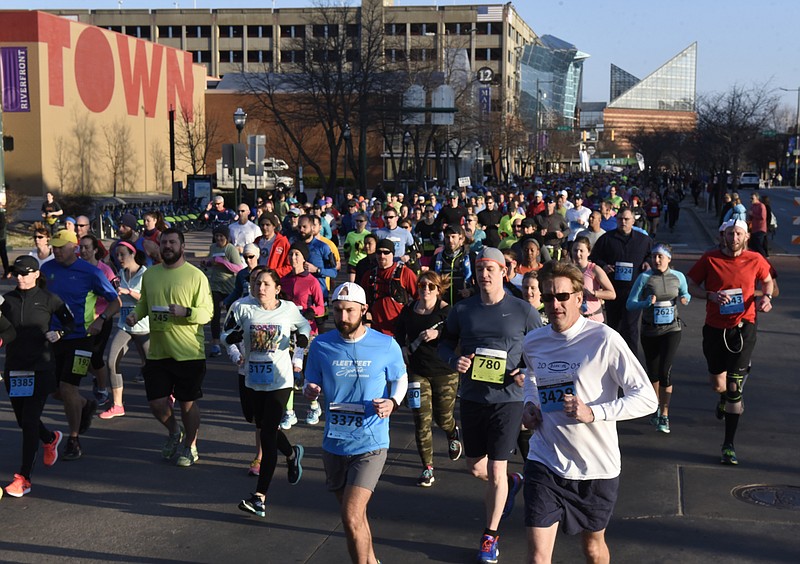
[521,261,657,564]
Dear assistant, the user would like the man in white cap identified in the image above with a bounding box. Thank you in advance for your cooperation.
[687,219,774,465]
[304,282,408,563]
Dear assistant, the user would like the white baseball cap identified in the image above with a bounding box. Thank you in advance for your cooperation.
[331,282,367,305]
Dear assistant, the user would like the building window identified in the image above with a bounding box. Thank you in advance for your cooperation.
[313,49,340,63]
[281,25,306,39]
[106,26,122,33]
[192,50,211,63]
[247,50,273,63]
[346,49,360,63]
[410,23,437,36]
[409,48,434,62]
[384,49,407,63]
[158,25,181,39]
[220,26,243,39]
[445,23,475,35]
[223,50,244,63]
[186,26,211,39]
[313,24,339,38]
[247,25,273,38]
[346,24,359,38]
[475,23,495,36]
[384,23,404,36]
[281,50,306,63]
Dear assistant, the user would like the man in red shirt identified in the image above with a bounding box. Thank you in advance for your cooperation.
[361,239,417,336]
[746,192,768,257]
[687,219,773,465]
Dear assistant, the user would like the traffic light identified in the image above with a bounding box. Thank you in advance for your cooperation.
[2,136,13,151]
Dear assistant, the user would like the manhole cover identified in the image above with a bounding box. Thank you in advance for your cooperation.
[732,485,800,511]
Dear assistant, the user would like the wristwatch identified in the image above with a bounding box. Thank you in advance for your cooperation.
[99,313,108,321]
[764,294,773,300]
[185,307,192,318]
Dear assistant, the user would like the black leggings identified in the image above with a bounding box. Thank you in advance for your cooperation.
[641,331,682,388]
[211,291,226,339]
[251,387,293,496]
[10,393,55,480]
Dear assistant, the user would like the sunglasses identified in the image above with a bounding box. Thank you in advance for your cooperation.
[215,202,224,206]
[77,223,89,228]
[541,292,577,303]
[238,210,248,213]
[34,235,47,240]
[377,249,394,255]
[384,215,397,219]
[356,220,367,224]
[243,255,257,260]
[419,282,438,291]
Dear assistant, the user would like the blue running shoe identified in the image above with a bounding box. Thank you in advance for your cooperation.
[501,472,523,520]
[288,445,304,485]
[477,534,499,563]
[239,493,266,517]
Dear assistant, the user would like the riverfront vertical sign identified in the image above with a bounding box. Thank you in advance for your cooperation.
[1,47,30,112]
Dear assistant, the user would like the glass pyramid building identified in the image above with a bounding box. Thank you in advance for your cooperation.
[608,42,697,112]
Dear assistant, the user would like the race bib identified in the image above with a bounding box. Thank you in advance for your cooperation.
[407,382,421,409]
[471,348,507,384]
[72,350,92,376]
[8,371,35,397]
[653,301,675,325]
[247,360,275,386]
[326,402,366,440]
[150,305,171,331]
[537,372,576,413]
[615,262,634,282]
[720,289,744,315]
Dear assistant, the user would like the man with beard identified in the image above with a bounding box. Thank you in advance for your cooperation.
[477,196,503,231]
[297,214,338,300]
[686,219,773,465]
[126,228,213,467]
[304,282,407,564]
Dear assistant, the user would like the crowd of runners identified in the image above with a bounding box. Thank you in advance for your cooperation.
[0,169,778,563]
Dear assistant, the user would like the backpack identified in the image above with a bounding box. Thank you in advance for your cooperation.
[368,262,410,305]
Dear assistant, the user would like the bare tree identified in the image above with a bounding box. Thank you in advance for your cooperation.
[151,140,169,192]
[103,118,136,197]
[243,0,390,196]
[52,136,70,192]
[176,103,222,175]
[70,109,96,194]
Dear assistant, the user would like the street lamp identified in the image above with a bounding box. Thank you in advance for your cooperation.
[342,123,351,202]
[403,131,411,195]
[233,107,247,207]
[779,87,800,188]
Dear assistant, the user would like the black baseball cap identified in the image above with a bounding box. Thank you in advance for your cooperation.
[12,255,39,275]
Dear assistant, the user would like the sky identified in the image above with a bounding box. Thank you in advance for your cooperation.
[19,0,800,112]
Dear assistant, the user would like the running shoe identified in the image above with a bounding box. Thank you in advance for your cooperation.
[43,430,63,467]
[176,445,199,467]
[238,493,266,517]
[649,411,660,426]
[162,425,185,459]
[305,406,322,425]
[94,388,109,407]
[417,466,435,487]
[99,405,126,420]
[4,474,32,498]
[657,416,671,434]
[280,411,298,430]
[287,445,304,485]
[209,344,222,358]
[501,472,523,520]
[133,373,145,384]
[79,399,98,435]
[478,534,499,563]
[448,426,463,461]
[721,444,738,465]
[249,458,261,477]
[63,436,82,461]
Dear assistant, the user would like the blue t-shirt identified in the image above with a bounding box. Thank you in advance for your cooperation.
[375,226,415,258]
[41,258,119,339]
[305,328,407,456]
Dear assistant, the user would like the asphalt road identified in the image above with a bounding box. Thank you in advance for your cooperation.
[0,200,798,563]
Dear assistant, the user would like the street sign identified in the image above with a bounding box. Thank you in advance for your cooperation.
[762,129,776,137]
[479,87,491,114]
[556,126,571,131]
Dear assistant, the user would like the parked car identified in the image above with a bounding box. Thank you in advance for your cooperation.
[739,172,761,189]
